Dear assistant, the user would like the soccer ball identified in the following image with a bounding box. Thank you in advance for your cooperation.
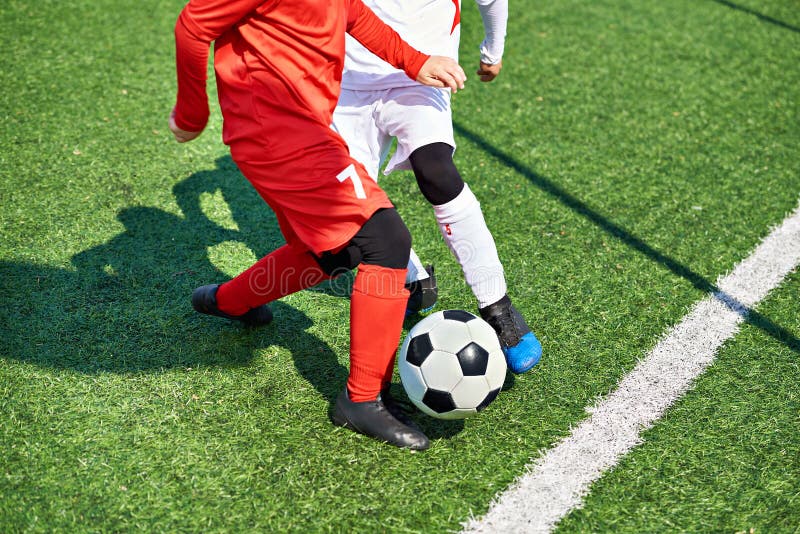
[398,310,507,420]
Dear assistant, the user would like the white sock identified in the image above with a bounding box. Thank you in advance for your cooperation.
[406,248,429,284]
[433,184,507,308]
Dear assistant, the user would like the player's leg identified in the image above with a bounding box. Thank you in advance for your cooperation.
[404,254,437,316]
[192,143,390,324]
[192,207,331,325]
[408,142,505,305]
[334,88,434,312]
[327,208,429,449]
[382,86,541,373]
[223,142,427,449]
[409,143,541,374]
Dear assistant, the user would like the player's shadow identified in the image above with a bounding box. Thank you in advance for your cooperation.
[171,155,355,301]
[0,156,348,404]
[0,155,515,438]
[710,0,800,33]
[453,121,800,357]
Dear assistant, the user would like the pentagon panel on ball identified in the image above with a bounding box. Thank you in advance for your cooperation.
[399,310,507,420]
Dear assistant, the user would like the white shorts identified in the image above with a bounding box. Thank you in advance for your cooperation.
[333,85,455,181]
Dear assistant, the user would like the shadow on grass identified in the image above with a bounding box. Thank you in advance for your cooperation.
[0,154,528,440]
[0,156,351,405]
[453,121,800,356]
[710,0,800,33]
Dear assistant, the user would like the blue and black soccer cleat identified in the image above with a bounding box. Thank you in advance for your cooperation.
[405,264,438,316]
[191,284,273,327]
[480,295,542,374]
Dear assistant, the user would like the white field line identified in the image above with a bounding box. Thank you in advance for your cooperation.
[462,201,800,534]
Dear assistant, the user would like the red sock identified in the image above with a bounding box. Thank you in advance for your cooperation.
[347,264,409,402]
[216,244,329,315]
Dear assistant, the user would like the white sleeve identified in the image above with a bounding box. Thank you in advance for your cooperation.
[474,0,508,64]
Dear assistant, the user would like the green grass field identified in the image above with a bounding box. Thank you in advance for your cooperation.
[2,0,799,532]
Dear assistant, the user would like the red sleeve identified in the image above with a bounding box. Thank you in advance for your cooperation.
[172,0,264,132]
[345,0,430,81]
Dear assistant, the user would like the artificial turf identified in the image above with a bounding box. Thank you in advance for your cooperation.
[1,0,799,531]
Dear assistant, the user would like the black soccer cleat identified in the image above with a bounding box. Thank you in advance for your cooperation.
[405,264,438,316]
[479,295,542,374]
[331,389,430,450]
[380,386,423,432]
[191,284,273,327]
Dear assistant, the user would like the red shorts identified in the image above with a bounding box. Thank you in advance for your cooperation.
[235,135,393,256]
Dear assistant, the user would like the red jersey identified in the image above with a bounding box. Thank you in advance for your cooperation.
[173,0,430,162]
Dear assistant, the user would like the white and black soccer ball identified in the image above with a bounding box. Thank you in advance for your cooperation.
[398,310,507,420]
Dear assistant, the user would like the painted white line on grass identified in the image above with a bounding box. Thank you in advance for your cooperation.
[463,201,800,534]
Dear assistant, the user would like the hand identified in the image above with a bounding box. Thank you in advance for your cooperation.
[477,60,502,82]
[169,108,202,143]
[416,56,467,93]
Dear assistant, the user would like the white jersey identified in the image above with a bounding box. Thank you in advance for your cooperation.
[343,0,507,91]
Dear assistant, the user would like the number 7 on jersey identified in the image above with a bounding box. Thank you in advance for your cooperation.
[337,164,366,199]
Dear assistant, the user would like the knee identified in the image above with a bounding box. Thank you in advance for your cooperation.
[375,208,412,256]
[409,142,465,205]
[351,208,411,269]
[314,208,411,273]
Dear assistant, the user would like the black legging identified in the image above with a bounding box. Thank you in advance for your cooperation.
[409,142,465,206]
[314,207,411,275]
